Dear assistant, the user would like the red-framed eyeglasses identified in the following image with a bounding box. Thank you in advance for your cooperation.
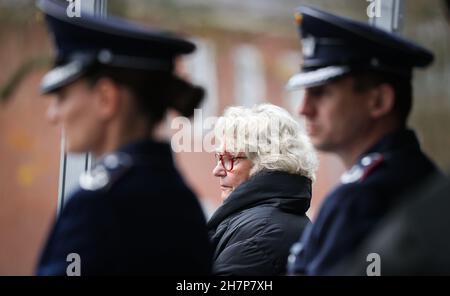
[214,153,247,172]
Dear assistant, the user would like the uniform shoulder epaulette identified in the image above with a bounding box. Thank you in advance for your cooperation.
[341,153,385,184]
[79,152,133,191]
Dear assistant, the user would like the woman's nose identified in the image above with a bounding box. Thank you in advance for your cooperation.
[212,161,227,177]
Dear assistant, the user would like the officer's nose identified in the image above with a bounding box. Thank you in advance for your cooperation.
[298,90,315,118]
[212,161,227,178]
[46,98,60,125]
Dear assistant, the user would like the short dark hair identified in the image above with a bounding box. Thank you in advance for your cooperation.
[84,65,203,130]
[351,70,412,124]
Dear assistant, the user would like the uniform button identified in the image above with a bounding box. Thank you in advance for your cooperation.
[98,49,113,64]
[104,154,119,169]
[361,156,372,166]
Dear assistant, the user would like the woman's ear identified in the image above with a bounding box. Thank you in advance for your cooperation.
[368,83,395,119]
[92,78,121,121]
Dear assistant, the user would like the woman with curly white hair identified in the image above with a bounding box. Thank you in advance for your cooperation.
[208,103,318,275]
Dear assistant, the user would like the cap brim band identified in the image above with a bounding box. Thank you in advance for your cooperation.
[41,60,87,94]
[41,51,175,94]
[286,65,351,90]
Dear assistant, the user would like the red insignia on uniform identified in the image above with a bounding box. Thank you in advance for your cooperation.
[360,154,385,182]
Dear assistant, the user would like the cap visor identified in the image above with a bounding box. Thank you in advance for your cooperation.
[286,66,351,90]
[40,60,85,94]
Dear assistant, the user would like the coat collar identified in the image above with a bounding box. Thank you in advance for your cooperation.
[80,139,174,191]
[118,139,174,162]
[208,171,311,229]
[340,129,424,185]
[364,128,420,156]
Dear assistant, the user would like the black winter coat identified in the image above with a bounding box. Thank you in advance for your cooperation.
[207,171,311,275]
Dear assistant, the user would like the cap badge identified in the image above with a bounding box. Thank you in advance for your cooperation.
[302,36,316,58]
[294,12,303,25]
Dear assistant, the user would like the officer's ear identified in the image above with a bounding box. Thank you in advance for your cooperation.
[368,83,395,119]
[92,77,122,121]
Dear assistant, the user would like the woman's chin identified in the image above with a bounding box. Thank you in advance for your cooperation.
[221,190,232,201]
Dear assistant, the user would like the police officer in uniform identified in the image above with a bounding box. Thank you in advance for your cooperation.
[286,6,442,275]
[336,1,450,276]
[36,0,212,275]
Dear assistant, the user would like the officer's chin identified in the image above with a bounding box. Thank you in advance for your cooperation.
[306,133,326,151]
[307,134,322,149]
[64,140,89,155]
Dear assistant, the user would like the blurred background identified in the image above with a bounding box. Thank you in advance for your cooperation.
[0,0,449,275]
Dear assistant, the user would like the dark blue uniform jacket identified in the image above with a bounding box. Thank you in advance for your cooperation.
[288,129,441,275]
[37,140,212,275]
